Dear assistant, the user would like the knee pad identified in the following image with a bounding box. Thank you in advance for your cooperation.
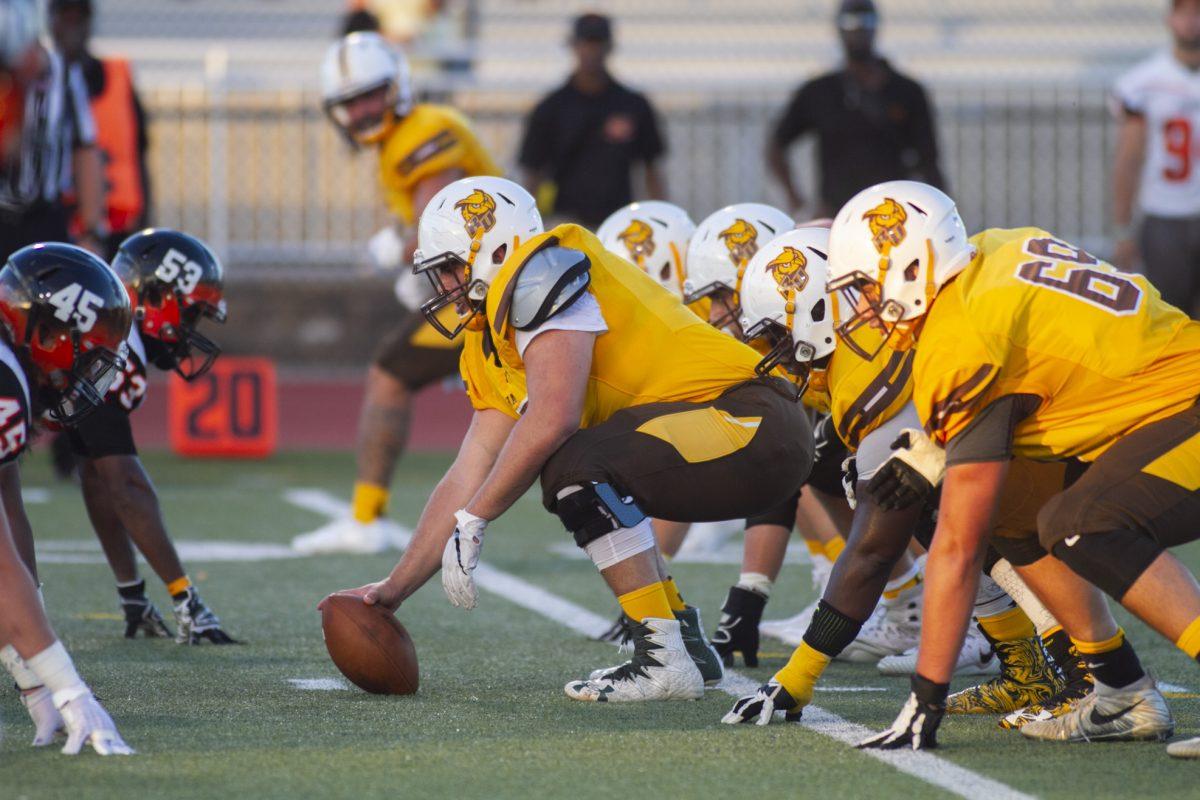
[1051,529,1163,601]
[553,482,647,548]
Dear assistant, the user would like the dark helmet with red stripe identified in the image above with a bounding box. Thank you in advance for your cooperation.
[112,228,226,381]
[0,243,132,424]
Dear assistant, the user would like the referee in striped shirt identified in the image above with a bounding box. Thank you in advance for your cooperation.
[0,0,106,260]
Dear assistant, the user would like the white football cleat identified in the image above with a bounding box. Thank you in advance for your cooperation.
[1168,736,1200,759]
[877,626,999,677]
[565,617,704,702]
[291,517,409,555]
[837,581,923,663]
[759,602,816,646]
[1021,675,1173,743]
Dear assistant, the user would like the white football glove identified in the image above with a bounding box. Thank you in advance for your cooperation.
[394,265,432,312]
[858,675,947,751]
[56,690,134,756]
[21,685,64,746]
[442,510,487,609]
[368,225,405,272]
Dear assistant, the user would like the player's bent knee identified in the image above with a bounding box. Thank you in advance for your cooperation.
[1050,529,1163,601]
[552,482,647,549]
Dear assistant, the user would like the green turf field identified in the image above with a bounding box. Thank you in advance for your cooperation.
[1,451,1198,799]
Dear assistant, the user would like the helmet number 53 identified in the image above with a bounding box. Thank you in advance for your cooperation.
[48,282,104,332]
[156,248,203,294]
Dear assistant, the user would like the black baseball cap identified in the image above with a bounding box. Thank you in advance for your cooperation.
[572,13,612,43]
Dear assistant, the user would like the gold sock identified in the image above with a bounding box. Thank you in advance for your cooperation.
[166,576,192,598]
[351,482,389,524]
[1041,624,1064,643]
[1072,628,1125,655]
[977,606,1035,642]
[1176,616,1200,659]
[774,642,831,707]
[882,574,921,601]
[823,536,846,562]
[663,577,687,613]
[805,539,825,558]
[618,582,674,623]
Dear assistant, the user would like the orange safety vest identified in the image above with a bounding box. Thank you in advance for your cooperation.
[88,58,144,233]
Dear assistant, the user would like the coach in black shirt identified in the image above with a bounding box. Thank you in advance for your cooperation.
[767,0,944,218]
[518,13,666,228]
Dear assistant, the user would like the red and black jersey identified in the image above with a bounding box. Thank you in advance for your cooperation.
[102,329,149,415]
[0,340,33,464]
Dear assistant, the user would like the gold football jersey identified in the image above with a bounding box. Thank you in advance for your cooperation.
[826,331,915,451]
[460,327,529,419]
[460,224,763,428]
[914,227,1200,461]
[377,104,500,225]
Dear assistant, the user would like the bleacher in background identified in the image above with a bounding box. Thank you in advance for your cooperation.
[86,1,1165,275]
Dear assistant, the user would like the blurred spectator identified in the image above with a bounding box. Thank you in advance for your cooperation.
[518,13,666,228]
[0,0,105,261]
[342,8,382,36]
[1111,0,1200,313]
[345,0,445,45]
[50,0,151,259]
[767,0,943,218]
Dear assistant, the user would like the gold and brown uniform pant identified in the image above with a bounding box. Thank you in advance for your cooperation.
[1037,399,1200,599]
[540,377,813,547]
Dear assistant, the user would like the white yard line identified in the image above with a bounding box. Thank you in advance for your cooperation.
[286,488,1036,800]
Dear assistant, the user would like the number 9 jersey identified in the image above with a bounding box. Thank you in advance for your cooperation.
[914,227,1200,462]
[1113,51,1200,218]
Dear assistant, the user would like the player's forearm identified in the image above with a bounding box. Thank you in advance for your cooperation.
[465,413,576,521]
[914,524,985,684]
[0,464,35,578]
[385,472,477,601]
[0,520,55,658]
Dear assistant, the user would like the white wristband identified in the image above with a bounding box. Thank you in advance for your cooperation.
[25,641,88,707]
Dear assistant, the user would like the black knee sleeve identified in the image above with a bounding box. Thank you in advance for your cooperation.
[991,535,1050,567]
[746,491,799,529]
[552,482,647,548]
[1051,528,1163,601]
[981,544,1003,576]
[802,600,865,658]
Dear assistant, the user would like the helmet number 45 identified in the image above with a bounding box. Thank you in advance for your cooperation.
[48,282,104,333]
[156,248,203,294]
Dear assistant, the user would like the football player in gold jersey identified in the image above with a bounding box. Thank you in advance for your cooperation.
[721,226,1084,726]
[294,32,502,555]
[342,177,812,701]
[832,181,1199,751]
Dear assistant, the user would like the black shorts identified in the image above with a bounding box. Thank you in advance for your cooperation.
[1037,400,1200,552]
[372,310,463,390]
[540,378,814,524]
[67,401,137,459]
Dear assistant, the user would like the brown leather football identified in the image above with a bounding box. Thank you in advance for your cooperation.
[319,591,418,695]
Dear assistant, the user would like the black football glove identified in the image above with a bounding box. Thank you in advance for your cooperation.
[711,585,767,667]
[858,673,948,751]
[120,594,171,639]
[865,429,945,511]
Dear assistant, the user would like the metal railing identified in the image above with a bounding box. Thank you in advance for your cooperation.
[141,82,1119,275]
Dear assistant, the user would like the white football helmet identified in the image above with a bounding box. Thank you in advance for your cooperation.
[738,227,835,398]
[320,32,413,145]
[596,202,695,298]
[413,177,544,338]
[827,181,973,360]
[684,204,794,335]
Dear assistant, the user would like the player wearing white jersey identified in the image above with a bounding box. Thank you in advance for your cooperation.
[1112,0,1200,312]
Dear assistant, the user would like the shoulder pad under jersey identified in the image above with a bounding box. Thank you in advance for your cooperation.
[510,246,591,331]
